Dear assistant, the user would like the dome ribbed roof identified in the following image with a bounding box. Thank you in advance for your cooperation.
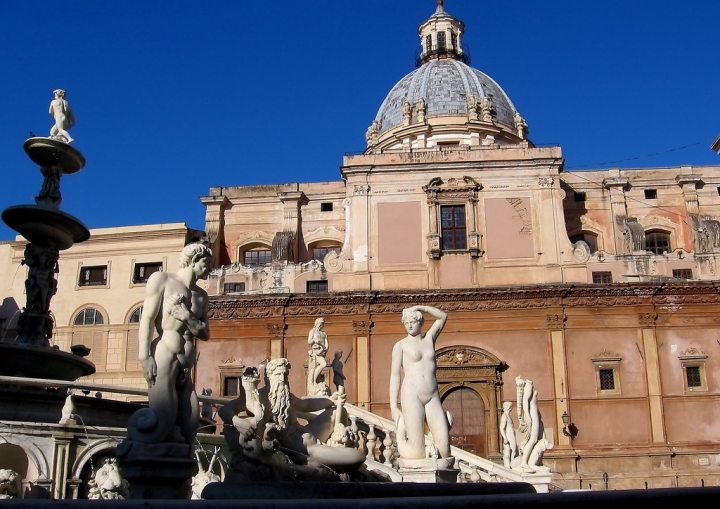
[374,59,517,135]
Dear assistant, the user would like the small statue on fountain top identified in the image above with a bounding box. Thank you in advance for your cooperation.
[49,89,75,144]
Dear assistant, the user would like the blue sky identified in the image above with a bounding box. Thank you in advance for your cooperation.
[0,0,718,241]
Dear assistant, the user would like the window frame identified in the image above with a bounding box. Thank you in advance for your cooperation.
[219,359,245,398]
[243,249,272,267]
[672,268,693,280]
[423,176,482,259]
[645,230,671,255]
[591,271,613,284]
[440,204,468,251]
[132,261,163,284]
[571,232,599,254]
[591,351,622,396]
[678,348,708,394]
[312,246,341,262]
[78,265,108,288]
[437,31,447,51]
[73,307,104,326]
[306,280,329,293]
[223,282,246,294]
[128,306,143,324]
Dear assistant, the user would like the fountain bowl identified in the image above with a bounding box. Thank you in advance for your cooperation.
[0,343,95,381]
[2,205,89,249]
[23,137,85,173]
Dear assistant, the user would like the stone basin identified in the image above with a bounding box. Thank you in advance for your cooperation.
[23,137,85,174]
[2,205,89,249]
[0,343,95,381]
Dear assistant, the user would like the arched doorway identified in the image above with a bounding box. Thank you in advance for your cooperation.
[442,387,486,457]
[436,346,505,459]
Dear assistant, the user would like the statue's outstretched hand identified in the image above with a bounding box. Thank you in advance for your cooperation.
[140,357,157,387]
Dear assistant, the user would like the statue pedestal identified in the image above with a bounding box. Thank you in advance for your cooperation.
[397,457,459,483]
[116,441,196,499]
[520,469,553,494]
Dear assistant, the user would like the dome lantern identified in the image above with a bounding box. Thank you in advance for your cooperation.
[416,0,469,68]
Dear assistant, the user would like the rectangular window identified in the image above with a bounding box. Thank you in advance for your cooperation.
[686,366,702,388]
[320,202,333,212]
[133,262,162,284]
[599,369,616,391]
[306,280,328,293]
[437,31,446,51]
[244,250,272,267]
[592,271,613,284]
[574,192,587,202]
[644,189,657,200]
[223,377,240,397]
[440,205,467,250]
[672,269,693,279]
[313,247,340,261]
[223,282,246,293]
[79,265,107,286]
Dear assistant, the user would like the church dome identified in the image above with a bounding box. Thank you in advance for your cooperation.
[364,1,530,152]
[374,59,518,135]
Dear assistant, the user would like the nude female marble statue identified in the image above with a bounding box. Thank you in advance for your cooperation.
[48,89,75,143]
[126,243,211,445]
[390,305,451,460]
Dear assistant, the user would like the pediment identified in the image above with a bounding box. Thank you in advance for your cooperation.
[436,345,501,367]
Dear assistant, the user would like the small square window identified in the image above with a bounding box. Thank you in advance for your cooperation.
[223,377,240,397]
[679,348,708,393]
[672,269,693,280]
[133,262,163,284]
[320,202,333,212]
[574,192,587,202]
[599,369,616,390]
[592,271,613,284]
[306,280,328,293]
[223,282,246,293]
[592,351,621,395]
[79,265,107,286]
[716,187,720,196]
[644,189,657,200]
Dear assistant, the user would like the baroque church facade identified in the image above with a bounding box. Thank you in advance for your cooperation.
[196,2,720,490]
[1,1,720,493]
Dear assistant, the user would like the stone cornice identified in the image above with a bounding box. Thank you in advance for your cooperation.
[208,283,720,319]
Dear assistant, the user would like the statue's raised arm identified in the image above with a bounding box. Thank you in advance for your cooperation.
[405,305,447,343]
